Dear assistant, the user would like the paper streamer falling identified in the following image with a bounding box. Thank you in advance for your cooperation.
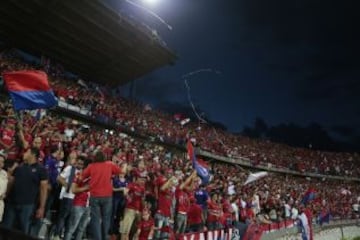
[182,68,222,79]
[125,0,173,30]
[182,68,228,149]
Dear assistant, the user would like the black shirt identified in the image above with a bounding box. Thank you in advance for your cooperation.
[8,162,48,205]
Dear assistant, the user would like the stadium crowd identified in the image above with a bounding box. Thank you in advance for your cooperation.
[0,50,360,240]
[1,51,359,178]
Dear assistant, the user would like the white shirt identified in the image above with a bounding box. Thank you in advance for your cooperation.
[352,204,359,212]
[59,165,78,199]
[228,184,235,195]
[64,128,75,141]
[284,204,291,218]
[0,169,8,199]
[291,207,299,220]
[231,203,239,221]
[252,194,260,214]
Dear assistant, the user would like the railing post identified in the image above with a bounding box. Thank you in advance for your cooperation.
[340,225,344,239]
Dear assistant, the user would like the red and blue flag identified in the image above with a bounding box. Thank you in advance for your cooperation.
[301,188,316,205]
[3,70,58,111]
[187,140,210,184]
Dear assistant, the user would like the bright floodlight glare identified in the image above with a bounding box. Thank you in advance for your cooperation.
[143,0,159,5]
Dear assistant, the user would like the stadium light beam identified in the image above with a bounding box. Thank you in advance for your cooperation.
[142,0,159,5]
[125,0,172,30]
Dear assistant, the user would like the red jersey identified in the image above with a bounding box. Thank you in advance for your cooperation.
[207,200,221,223]
[73,174,89,207]
[222,200,232,217]
[82,161,121,197]
[157,186,173,217]
[175,187,190,214]
[187,203,203,225]
[1,128,14,147]
[138,218,154,240]
[155,175,166,199]
[24,133,33,145]
[126,183,145,211]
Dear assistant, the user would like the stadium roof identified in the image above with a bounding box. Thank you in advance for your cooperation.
[0,0,176,86]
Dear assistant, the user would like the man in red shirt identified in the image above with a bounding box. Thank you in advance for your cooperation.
[207,192,222,231]
[82,151,125,240]
[187,197,204,233]
[154,170,178,240]
[119,172,146,240]
[175,171,197,235]
[63,157,89,240]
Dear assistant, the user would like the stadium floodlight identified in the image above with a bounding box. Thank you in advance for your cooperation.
[126,0,172,30]
[142,0,159,5]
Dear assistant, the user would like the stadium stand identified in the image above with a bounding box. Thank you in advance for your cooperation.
[0,51,359,240]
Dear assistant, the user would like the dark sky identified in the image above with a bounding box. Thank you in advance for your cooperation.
[111,0,360,137]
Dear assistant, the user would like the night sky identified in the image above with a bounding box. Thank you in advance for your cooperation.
[110,0,360,146]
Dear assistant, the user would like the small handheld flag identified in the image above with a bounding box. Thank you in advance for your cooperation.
[3,70,58,111]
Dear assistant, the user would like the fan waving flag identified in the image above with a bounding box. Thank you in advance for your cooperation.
[187,140,210,184]
[3,70,58,111]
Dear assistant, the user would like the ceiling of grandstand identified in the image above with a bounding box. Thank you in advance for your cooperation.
[0,0,176,85]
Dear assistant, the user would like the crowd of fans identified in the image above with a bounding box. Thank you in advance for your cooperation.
[0,50,359,240]
[0,51,359,178]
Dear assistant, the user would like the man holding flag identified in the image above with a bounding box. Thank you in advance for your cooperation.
[1,70,58,236]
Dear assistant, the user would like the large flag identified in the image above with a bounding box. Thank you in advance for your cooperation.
[298,212,312,240]
[3,70,58,111]
[243,171,268,185]
[187,140,210,184]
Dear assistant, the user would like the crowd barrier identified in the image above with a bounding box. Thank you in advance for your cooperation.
[179,229,234,240]
[178,220,296,240]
